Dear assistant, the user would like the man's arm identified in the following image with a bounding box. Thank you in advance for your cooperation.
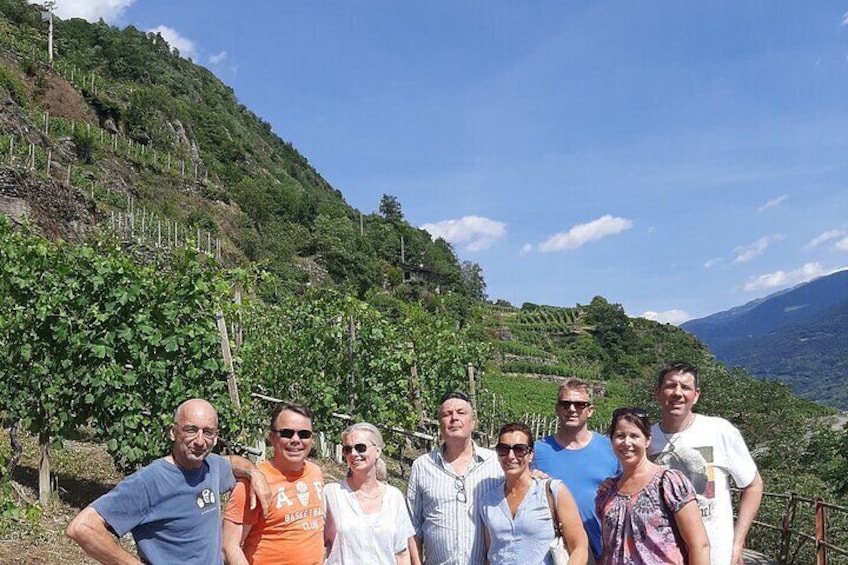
[731,471,763,565]
[226,455,272,516]
[222,518,252,565]
[66,507,142,565]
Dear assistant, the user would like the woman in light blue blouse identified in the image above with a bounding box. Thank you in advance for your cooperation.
[480,422,589,565]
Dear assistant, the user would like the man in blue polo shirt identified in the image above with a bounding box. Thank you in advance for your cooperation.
[533,378,619,562]
[67,398,271,564]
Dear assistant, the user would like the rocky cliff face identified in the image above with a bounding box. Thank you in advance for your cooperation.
[0,166,95,240]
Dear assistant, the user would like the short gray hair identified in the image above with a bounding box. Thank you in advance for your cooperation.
[557,378,591,400]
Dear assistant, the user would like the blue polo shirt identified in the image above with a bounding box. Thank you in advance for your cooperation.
[92,453,235,564]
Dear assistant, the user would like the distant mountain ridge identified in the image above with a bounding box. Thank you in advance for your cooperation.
[682,269,848,409]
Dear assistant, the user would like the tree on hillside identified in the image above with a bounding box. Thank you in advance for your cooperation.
[585,296,639,378]
[461,260,487,301]
[379,194,404,222]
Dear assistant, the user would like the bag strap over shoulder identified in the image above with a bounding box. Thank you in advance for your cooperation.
[544,479,563,538]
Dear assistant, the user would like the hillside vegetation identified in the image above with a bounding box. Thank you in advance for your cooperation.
[0,0,478,317]
[0,1,846,560]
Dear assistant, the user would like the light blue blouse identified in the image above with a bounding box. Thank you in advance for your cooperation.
[479,478,562,565]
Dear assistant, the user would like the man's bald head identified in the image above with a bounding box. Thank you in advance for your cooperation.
[173,398,219,427]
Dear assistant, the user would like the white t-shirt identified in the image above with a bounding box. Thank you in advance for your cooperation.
[324,479,415,565]
[651,414,758,565]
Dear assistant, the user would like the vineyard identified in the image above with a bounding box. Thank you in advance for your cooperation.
[0,217,493,502]
[2,2,848,562]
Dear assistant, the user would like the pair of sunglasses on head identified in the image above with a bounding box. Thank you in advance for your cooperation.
[612,407,649,421]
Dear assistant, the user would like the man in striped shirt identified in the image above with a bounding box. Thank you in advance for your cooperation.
[407,392,502,565]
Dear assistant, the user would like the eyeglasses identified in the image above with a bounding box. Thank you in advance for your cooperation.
[439,391,470,405]
[180,426,218,440]
[274,428,313,440]
[557,400,591,411]
[454,476,467,503]
[342,443,373,455]
[612,407,650,421]
[495,443,532,458]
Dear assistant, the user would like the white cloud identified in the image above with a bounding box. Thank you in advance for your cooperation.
[842,11,848,26]
[837,237,848,251]
[805,229,847,249]
[742,262,830,292]
[209,51,228,65]
[757,194,788,212]
[732,234,784,264]
[420,216,506,252]
[641,309,691,325]
[30,0,135,23]
[520,243,533,255]
[149,25,198,60]
[703,258,721,269]
[536,215,633,253]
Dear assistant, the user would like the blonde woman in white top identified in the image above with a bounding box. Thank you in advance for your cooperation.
[324,422,416,565]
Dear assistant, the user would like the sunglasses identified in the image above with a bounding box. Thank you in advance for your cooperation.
[612,407,649,421]
[179,425,218,440]
[342,443,372,455]
[454,477,467,503]
[495,443,532,458]
[557,400,591,411]
[274,428,313,440]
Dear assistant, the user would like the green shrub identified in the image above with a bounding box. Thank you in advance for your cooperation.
[0,64,28,107]
[72,127,97,164]
[495,340,552,358]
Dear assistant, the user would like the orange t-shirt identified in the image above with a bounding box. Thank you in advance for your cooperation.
[223,460,325,565]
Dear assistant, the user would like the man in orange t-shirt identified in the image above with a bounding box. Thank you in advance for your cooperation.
[223,402,325,565]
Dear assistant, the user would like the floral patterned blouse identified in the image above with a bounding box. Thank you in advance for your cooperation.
[595,468,697,565]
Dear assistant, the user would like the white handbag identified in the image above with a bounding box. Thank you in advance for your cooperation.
[545,480,570,565]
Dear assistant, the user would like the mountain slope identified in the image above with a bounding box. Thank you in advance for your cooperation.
[682,270,848,408]
[0,0,471,312]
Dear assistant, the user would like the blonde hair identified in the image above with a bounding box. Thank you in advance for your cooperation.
[342,422,387,481]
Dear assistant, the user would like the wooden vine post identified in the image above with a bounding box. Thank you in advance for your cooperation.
[216,309,240,410]
[467,363,477,412]
[408,342,423,420]
[38,429,52,505]
[347,316,356,413]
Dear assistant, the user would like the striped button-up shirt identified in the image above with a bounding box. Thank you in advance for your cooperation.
[407,442,502,565]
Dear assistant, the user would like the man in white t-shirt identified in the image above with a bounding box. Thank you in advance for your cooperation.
[650,362,763,565]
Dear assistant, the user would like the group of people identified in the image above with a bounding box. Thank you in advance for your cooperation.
[66,361,763,564]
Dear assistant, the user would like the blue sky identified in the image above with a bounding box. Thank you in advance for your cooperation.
[43,1,848,323]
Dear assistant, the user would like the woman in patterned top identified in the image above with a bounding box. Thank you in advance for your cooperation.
[595,408,710,565]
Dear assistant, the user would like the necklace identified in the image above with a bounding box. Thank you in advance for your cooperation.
[659,415,695,452]
[355,485,384,500]
[661,429,680,452]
